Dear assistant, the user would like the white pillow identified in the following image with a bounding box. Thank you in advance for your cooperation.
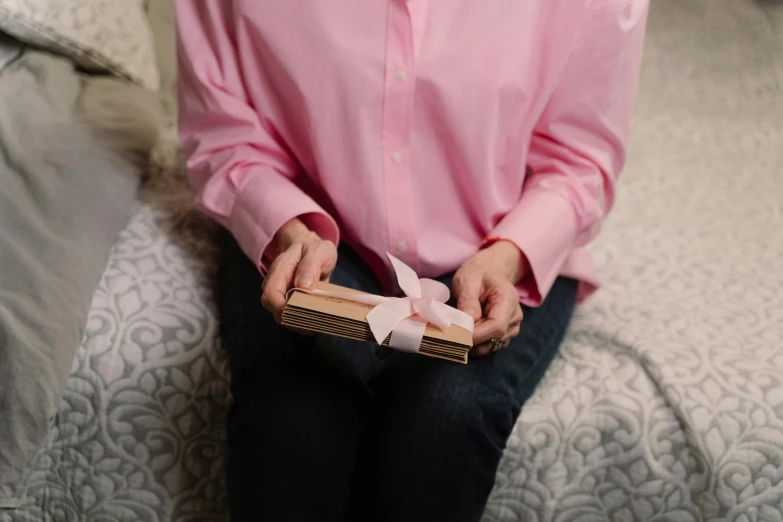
[0,0,159,90]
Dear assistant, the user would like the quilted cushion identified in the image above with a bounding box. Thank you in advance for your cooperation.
[0,0,158,90]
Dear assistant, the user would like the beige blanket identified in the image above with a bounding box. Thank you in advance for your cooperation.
[0,45,161,507]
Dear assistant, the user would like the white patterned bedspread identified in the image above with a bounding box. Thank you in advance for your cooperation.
[3,0,783,521]
[484,1,783,520]
[1,204,229,522]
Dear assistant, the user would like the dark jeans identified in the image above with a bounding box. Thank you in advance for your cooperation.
[217,233,577,522]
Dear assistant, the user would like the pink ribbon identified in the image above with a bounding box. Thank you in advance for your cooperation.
[291,253,474,353]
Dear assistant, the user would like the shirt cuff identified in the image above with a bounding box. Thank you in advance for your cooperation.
[228,167,340,274]
[489,189,578,306]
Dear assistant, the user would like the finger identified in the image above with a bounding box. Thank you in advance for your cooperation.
[473,285,516,345]
[512,303,524,323]
[472,317,506,347]
[295,241,336,289]
[470,341,494,357]
[507,313,522,335]
[485,284,519,325]
[261,248,301,322]
[473,308,520,356]
[318,241,338,280]
[471,334,513,357]
[470,339,509,357]
[453,270,483,322]
[507,323,520,341]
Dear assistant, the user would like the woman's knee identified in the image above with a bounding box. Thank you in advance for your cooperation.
[376,363,521,454]
[432,379,519,449]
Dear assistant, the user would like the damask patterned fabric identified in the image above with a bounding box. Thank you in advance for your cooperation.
[0,0,158,90]
[2,0,782,520]
[483,1,783,520]
[1,205,229,522]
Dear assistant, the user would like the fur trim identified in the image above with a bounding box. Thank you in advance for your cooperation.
[142,135,220,288]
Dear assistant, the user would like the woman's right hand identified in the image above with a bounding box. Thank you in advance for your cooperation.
[260,218,338,324]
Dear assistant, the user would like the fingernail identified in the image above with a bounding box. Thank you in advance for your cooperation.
[297,276,313,288]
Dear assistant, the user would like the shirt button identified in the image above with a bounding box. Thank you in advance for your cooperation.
[396,240,408,252]
[395,70,407,82]
[391,152,403,164]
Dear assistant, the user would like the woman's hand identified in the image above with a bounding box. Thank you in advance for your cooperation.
[260,218,337,324]
[452,240,527,357]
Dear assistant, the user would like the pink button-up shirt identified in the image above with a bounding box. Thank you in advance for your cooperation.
[177,0,648,305]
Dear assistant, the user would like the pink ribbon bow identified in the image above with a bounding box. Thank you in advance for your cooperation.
[294,254,474,353]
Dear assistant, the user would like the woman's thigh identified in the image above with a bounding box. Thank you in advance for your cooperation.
[216,233,385,521]
[349,277,579,522]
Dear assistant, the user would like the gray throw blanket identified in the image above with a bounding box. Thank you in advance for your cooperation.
[0,44,160,506]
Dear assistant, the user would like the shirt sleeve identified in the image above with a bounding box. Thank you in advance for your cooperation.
[490,0,649,305]
[176,0,339,271]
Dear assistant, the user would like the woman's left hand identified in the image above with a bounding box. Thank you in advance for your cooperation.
[452,240,527,357]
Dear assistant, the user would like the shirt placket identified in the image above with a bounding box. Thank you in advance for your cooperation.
[381,0,420,280]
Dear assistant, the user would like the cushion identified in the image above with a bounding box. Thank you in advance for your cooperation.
[145,0,179,171]
[0,0,158,90]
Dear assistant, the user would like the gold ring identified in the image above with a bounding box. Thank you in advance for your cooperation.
[490,338,503,352]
